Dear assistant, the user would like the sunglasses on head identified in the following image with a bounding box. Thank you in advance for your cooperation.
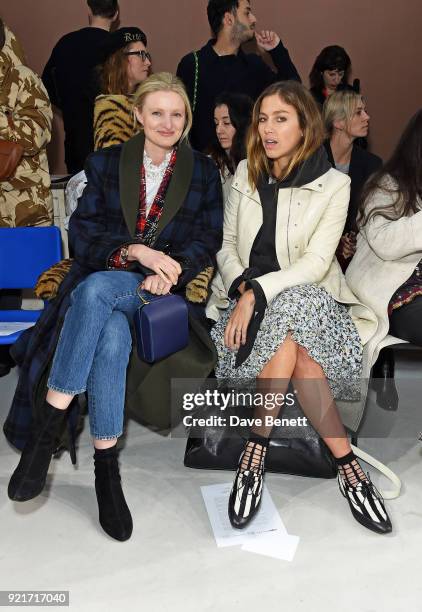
[125,50,152,62]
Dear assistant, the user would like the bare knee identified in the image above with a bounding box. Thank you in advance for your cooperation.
[295,345,323,376]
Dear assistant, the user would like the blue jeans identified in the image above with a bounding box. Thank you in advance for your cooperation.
[48,271,144,439]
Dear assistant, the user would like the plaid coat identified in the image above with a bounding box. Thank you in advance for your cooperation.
[3,132,223,449]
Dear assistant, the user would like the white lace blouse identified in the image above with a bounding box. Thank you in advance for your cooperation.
[143,149,173,216]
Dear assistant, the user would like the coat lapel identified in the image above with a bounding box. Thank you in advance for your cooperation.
[154,140,194,243]
[119,133,194,240]
[119,131,144,236]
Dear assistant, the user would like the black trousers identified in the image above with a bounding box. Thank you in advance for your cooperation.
[389,295,422,346]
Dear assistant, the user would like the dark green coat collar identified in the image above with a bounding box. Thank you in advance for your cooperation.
[119,131,194,243]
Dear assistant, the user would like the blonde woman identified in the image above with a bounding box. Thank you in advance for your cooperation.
[323,90,382,269]
[6,72,223,541]
[207,81,391,534]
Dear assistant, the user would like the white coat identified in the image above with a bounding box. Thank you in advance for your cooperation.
[346,175,422,368]
[206,159,378,431]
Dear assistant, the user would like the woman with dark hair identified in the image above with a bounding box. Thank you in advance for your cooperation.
[208,92,253,203]
[207,81,389,534]
[347,110,422,357]
[309,45,353,107]
[323,90,382,270]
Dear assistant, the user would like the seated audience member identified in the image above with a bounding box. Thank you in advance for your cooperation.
[206,81,389,535]
[94,27,151,149]
[208,92,253,204]
[6,73,223,542]
[323,90,382,270]
[309,45,354,108]
[347,110,422,355]
[42,0,119,173]
[0,19,53,376]
[177,0,300,152]
[66,27,151,215]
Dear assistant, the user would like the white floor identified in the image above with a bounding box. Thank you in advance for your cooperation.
[1,365,422,612]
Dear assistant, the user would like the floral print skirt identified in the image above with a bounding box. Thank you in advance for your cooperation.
[211,284,363,400]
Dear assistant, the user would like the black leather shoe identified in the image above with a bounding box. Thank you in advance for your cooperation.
[94,446,133,541]
[338,474,392,534]
[8,402,68,502]
[228,469,264,529]
[228,440,267,529]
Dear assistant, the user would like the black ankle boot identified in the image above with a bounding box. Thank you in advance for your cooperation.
[94,446,133,542]
[8,401,68,502]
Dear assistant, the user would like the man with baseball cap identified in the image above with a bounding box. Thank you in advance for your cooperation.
[42,1,119,173]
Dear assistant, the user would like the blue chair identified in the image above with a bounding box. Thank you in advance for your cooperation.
[0,227,63,345]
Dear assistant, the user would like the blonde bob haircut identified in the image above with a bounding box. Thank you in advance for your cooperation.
[133,72,193,143]
[247,81,325,189]
[323,90,363,137]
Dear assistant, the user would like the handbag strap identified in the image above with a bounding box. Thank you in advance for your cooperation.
[351,444,402,500]
[192,51,199,113]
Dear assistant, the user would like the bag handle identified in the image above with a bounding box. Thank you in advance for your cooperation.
[136,285,173,305]
[351,444,401,500]
[192,51,199,113]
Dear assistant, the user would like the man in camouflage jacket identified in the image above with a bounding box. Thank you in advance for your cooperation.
[0,21,53,227]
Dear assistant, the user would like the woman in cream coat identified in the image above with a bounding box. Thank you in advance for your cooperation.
[207,81,389,535]
[346,110,422,372]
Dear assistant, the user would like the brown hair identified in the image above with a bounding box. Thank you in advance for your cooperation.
[247,81,324,189]
[133,72,193,142]
[100,44,131,95]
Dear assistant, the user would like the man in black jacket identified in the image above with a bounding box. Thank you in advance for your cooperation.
[42,0,119,173]
[176,0,300,152]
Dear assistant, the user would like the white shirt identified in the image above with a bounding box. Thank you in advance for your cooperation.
[143,149,173,216]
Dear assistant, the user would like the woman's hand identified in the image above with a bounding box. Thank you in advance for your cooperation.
[140,274,172,296]
[224,290,256,350]
[128,244,182,285]
[340,232,357,260]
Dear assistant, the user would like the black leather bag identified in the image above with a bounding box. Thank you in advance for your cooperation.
[184,392,337,479]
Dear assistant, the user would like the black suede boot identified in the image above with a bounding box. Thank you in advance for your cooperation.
[8,401,68,502]
[94,445,133,542]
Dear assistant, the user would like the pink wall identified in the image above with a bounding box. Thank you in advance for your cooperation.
[2,0,421,172]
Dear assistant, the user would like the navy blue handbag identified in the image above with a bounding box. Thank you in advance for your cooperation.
[133,290,189,363]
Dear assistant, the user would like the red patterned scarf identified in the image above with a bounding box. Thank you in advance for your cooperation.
[136,148,178,246]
